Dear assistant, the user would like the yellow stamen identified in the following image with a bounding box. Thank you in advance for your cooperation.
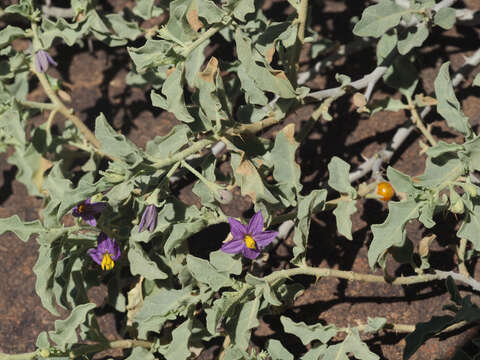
[244,235,256,249]
[101,252,115,271]
[78,204,85,213]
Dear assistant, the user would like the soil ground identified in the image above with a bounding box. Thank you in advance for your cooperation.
[1,0,480,359]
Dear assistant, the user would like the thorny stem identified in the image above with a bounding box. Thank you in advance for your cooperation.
[406,95,437,146]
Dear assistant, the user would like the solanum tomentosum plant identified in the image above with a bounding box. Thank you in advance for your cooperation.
[0,0,480,359]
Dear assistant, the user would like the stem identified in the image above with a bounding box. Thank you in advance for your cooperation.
[18,100,57,111]
[407,95,437,146]
[33,69,103,151]
[153,138,215,168]
[218,335,231,360]
[181,24,225,58]
[458,238,469,277]
[339,320,467,334]
[152,116,284,169]
[287,0,309,84]
[263,266,480,290]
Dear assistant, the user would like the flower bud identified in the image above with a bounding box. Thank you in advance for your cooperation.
[216,189,233,204]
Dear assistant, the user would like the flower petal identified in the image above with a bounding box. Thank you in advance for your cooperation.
[84,216,97,227]
[46,52,57,67]
[87,202,107,214]
[242,246,260,259]
[88,248,102,265]
[247,211,264,235]
[228,217,247,240]
[254,231,278,248]
[138,208,147,232]
[221,238,244,254]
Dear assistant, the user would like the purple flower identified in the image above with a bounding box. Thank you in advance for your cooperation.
[221,211,278,259]
[88,232,121,271]
[35,50,57,73]
[72,198,107,227]
[138,204,157,233]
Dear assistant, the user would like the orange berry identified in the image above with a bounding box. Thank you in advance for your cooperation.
[377,181,395,201]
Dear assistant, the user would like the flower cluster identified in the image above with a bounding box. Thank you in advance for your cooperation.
[222,211,278,259]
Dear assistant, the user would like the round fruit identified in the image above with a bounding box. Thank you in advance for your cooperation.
[377,182,394,201]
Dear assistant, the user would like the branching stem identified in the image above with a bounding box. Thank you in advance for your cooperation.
[263,266,480,291]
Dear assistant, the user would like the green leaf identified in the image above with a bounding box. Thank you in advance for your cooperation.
[434,62,472,137]
[186,255,234,291]
[301,345,327,360]
[159,319,193,360]
[132,0,164,19]
[146,124,191,159]
[230,0,256,22]
[128,242,168,280]
[434,7,456,30]
[95,113,143,167]
[397,22,429,55]
[230,153,279,204]
[0,26,26,48]
[128,39,174,71]
[426,141,464,159]
[39,18,83,48]
[280,316,337,345]
[368,200,420,268]
[364,317,387,333]
[328,156,356,198]
[417,154,464,188]
[267,339,294,360]
[353,0,407,38]
[209,250,242,275]
[384,56,418,97]
[457,200,480,250]
[151,65,195,123]
[333,200,357,240]
[386,167,418,194]
[403,316,454,360]
[292,190,327,264]
[376,31,398,65]
[234,29,297,99]
[185,40,208,87]
[322,329,379,360]
[229,297,260,350]
[0,215,44,242]
[105,14,142,40]
[49,303,96,351]
[134,285,195,324]
[271,123,302,206]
